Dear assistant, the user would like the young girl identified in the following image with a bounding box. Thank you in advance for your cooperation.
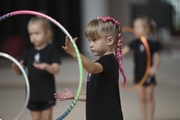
[54,16,126,120]
[122,16,161,120]
[12,16,61,120]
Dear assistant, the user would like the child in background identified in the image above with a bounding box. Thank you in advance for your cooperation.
[122,16,161,120]
[54,16,126,120]
[12,16,61,120]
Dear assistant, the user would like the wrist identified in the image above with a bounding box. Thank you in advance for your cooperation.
[71,52,77,59]
[152,65,158,70]
[44,63,48,70]
[73,93,75,99]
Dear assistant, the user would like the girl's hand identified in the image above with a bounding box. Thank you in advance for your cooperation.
[148,67,156,77]
[33,63,47,70]
[54,88,75,101]
[12,60,24,69]
[62,36,78,58]
[12,60,24,75]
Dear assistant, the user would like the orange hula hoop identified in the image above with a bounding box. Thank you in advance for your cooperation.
[119,27,151,90]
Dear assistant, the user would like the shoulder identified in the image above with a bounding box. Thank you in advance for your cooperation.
[23,47,34,54]
[96,54,117,73]
[149,39,161,46]
[97,54,117,66]
[148,39,162,51]
[99,54,116,61]
[20,47,34,61]
[46,45,56,50]
[128,38,141,48]
[45,45,58,52]
[129,38,140,43]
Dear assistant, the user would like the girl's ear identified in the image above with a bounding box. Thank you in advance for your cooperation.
[46,29,51,37]
[145,27,150,35]
[107,36,114,46]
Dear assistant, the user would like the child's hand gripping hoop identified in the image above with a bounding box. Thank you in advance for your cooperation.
[0,52,30,120]
[0,10,83,120]
[119,27,151,90]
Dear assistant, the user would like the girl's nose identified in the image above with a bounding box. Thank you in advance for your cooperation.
[89,42,93,48]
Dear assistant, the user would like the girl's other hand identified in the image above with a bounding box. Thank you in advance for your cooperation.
[33,63,47,70]
[62,36,78,58]
[148,67,156,77]
[12,60,24,75]
[54,88,75,101]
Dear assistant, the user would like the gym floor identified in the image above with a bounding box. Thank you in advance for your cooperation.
[0,50,180,120]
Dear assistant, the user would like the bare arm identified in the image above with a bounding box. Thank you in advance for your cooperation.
[54,88,86,102]
[122,46,131,56]
[73,53,103,74]
[77,94,86,102]
[148,52,161,76]
[33,63,60,74]
[152,52,161,69]
[62,36,103,74]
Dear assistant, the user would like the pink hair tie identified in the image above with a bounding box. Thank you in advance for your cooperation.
[97,16,120,25]
[118,33,122,37]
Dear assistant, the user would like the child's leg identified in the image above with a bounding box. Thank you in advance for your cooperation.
[30,110,41,120]
[137,86,146,120]
[41,107,53,120]
[145,84,155,120]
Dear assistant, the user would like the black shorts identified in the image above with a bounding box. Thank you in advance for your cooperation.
[27,100,56,111]
[135,76,156,87]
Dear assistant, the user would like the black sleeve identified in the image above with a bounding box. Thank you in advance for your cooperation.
[156,41,162,51]
[50,48,61,64]
[96,55,114,74]
[154,41,161,52]
[128,39,137,50]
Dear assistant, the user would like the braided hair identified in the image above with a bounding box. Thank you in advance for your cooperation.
[85,16,126,86]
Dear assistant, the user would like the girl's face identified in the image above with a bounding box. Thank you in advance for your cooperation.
[88,37,111,57]
[133,19,148,36]
[28,22,48,47]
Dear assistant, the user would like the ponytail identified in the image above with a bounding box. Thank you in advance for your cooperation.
[97,16,126,86]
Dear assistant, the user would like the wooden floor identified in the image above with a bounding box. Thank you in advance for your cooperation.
[0,50,180,120]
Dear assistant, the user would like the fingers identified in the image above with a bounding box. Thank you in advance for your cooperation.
[65,36,78,42]
[12,63,16,67]
[54,93,64,101]
[148,71,155,77]
[20,60,24,64]
[150,73,155,77]
[54,92,67,101]
[54,88,74,101]
[12,63,19,69]
[33,64,41,70]
[33,63,38,68]
[62,46,67,50]
[64,36,78,47]
[64,88,69,92]
[74,37,78,42]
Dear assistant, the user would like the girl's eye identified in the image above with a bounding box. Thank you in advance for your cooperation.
[92,39,97,42]
[35,32,39,35]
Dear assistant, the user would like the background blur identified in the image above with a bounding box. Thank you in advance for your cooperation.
[0,0,180,120]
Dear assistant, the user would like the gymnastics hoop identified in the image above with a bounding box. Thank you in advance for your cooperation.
[0,52,30,120]
[119,27,151,90]
[0,10,83,120]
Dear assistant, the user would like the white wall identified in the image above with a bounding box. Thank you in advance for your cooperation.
[109,0,149,26]
[80,0,149,55]
[81,0,109,56]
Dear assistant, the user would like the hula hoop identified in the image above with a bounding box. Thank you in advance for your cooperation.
[0,52,30,120]
[119,27,151,90]
[0,10,83,120]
